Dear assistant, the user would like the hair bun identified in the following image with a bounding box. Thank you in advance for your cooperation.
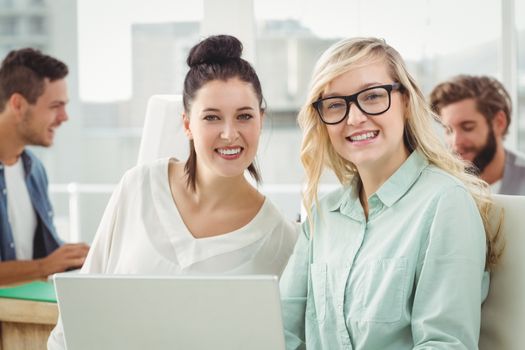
[187,35,243,67]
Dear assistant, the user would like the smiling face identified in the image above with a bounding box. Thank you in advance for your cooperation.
[439,98,498,172]
[18,78,69,147]
[183,77,263,180]
[322,60,408,176]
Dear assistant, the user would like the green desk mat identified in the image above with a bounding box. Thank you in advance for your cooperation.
[0,281,56,303]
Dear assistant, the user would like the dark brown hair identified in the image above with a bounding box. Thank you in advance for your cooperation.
[430,75,512,135]
[0,48,68,112]
[182,35,264,191]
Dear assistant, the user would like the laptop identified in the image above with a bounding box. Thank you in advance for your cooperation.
[53,274,286,350]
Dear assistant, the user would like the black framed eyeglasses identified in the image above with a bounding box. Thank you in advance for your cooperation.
[312,83,403,125]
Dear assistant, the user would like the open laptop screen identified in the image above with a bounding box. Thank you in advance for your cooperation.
[54,274,285,350]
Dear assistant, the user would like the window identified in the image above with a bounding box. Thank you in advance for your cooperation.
[27,15,46,35]
[9,0,519,241]
[28,0,46,7]
[0,0,14,8]
[252,0,503,219]
[0,17,18,35]
[517,0,525,152]
[61,0,203,241]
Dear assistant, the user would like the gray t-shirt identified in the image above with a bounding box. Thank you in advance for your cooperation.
[500,149,525,195]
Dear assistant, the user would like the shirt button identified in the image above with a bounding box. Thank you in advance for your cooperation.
[48,210,53,217]
[2,188,6,195]
[10,242,14,248]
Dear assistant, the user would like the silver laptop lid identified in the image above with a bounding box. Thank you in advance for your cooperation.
[54,274,285,350]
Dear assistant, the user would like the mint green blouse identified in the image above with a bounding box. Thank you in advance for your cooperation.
[280,150,489,350]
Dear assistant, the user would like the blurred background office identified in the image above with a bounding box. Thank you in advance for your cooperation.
[0,0,523,244]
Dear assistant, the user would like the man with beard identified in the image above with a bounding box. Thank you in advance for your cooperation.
[430,75,525,195]
[0,48,89,285]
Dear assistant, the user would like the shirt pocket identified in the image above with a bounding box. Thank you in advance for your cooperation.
[309,263,327,322]
[353,257,407,323]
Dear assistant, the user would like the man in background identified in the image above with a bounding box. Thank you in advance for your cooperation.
[0,48,89,285]
[430,75,525,195]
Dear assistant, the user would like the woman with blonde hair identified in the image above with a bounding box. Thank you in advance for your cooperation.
[280,37,501,349]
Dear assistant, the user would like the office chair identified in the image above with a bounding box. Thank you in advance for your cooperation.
[137,95,188,165]
[480,194,525,349]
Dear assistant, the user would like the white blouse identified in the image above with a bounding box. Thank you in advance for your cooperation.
[83,158,299,275]
[48,158,298,349]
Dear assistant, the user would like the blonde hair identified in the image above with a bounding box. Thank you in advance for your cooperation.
[299,37,502,269]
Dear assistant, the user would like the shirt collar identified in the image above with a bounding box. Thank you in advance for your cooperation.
[375,150,428,207]
[328,150,428,212]
[0,150,32,177]
[327,179,358,212]
[20,150,33,178]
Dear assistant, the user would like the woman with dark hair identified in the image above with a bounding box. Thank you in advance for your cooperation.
[48,35,298,349]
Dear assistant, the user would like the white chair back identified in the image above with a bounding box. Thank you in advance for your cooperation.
[480,194,525,349]
[137,95,188,165]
